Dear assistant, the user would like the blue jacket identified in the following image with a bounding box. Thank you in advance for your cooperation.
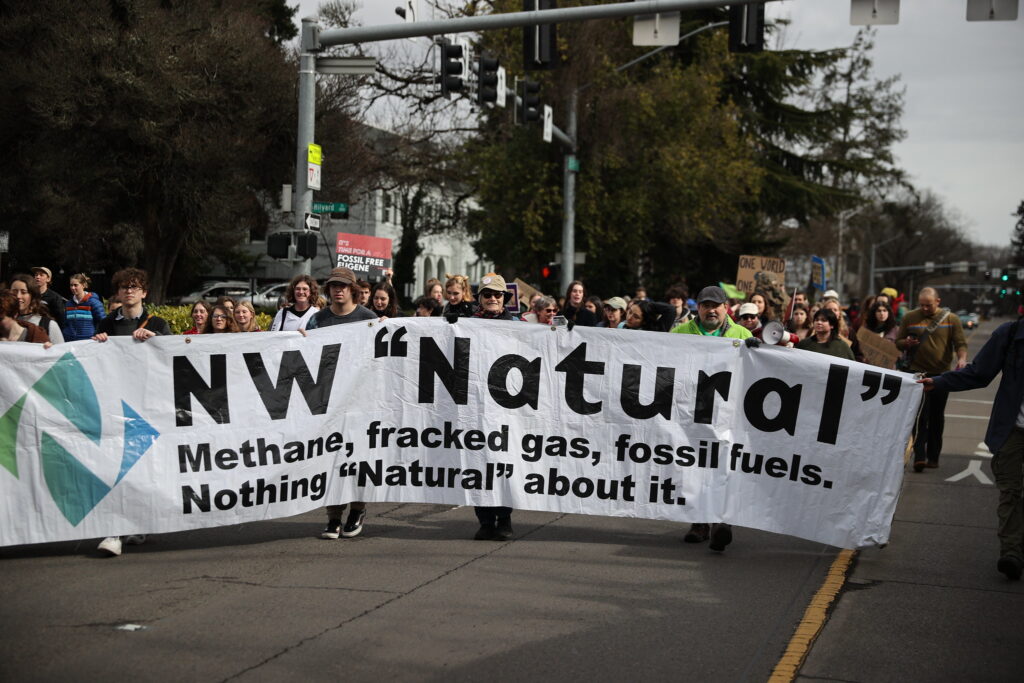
[932,319,1024,454]
[63,292,106,341]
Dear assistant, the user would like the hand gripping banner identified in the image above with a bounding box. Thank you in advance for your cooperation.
[0,318,922,549]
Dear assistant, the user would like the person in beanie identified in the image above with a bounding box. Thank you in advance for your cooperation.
[471,273,517,540]
[306,267,378,539]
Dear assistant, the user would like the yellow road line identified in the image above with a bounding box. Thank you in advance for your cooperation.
[768,548,857,682]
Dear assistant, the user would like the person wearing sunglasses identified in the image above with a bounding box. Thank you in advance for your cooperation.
[470,273,518,540]
[524,295,558,325]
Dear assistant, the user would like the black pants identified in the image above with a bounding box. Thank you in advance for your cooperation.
[474,506,512,526]
[913,378,949,464]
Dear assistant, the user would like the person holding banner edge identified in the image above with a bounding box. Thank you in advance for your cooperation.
[90,267,169,557]
[306,266,378,539]
[471,273,518,540]
[918,315,1024,581]
[671,285,752,551]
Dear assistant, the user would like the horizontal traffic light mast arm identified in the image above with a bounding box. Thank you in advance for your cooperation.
[317,0,771,47]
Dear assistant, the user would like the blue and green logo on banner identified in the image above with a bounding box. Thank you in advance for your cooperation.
[0,352,159,526]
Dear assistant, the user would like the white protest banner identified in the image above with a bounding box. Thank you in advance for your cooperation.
[0,319,921,549]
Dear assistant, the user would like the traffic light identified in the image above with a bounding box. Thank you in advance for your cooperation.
[438,39,464,98]
[540,262,560,285]
[518,78,540,124]
[267,233,290,259]
[296,232,318,260]
[728,3,765,53]
[477,53,500,106]
[523,1,557,70]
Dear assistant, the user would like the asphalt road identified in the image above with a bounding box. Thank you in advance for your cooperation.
[2,318,1021,682]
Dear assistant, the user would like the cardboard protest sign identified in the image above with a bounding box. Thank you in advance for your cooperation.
[736,255,786,294]
[856,327,900,369]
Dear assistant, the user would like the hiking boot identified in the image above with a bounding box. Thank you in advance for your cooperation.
[341,509,365,538]
[97,537,122,557]
[474,524,497,541]
[321,518,342,540]
[683,523,710,543]
[913,460,926,473]
[997,555,1023,581]
[709,523,733,552]
[495,518,514,541]
[925,461,939,469]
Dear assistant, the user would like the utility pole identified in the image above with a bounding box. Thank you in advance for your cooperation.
[293,16,318,278]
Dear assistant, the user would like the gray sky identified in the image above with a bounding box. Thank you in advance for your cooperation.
[296,0,1023,246]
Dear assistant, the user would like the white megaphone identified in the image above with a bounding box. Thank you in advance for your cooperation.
[761,320,788,346]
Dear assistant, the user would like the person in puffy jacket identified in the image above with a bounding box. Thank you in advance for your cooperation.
[63,272,106,341]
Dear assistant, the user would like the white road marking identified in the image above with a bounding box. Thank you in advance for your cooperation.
[949,398,993,405]
[945,460,993,485]
[946,414,988,420]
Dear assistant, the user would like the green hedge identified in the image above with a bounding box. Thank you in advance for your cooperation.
[147,305,273,335]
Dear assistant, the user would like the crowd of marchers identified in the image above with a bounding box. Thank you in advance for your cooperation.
[2,263,1022,584]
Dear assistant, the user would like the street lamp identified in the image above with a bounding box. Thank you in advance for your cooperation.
[869,231,922,294]
[836,206,865,303]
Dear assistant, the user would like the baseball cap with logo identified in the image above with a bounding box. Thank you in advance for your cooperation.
[478,273,511,302]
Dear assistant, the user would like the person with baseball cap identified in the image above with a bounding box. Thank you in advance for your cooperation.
[670,285,752,551]
[670,286,752,341]
[305,267,379,540]
[31,266,66,330]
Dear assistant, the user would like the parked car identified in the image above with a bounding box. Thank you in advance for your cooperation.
[252,282,289,310]
[962,312,980,330]
[174,281,252,306]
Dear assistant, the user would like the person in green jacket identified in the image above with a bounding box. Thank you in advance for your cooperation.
[670,285,750,552]
[670,285,752,340]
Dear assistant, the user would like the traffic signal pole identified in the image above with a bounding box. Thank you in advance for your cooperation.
[298,1,761,284]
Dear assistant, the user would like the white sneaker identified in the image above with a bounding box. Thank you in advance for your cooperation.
[125,535,147,546]
[98,537,122,557]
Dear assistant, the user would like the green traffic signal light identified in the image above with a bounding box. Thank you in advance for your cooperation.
[1001,274,1009,281]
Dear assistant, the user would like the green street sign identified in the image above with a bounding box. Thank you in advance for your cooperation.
[312,201,349,217]
[567,156,580,172]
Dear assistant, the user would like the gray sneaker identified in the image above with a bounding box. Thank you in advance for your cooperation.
[97,537,122,557]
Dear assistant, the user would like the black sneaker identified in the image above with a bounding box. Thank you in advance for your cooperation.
[683,523,710,543]
[342,509,365,538]
[321,518,342,540]
[474,524,497,541]
[997,555,1023,580]
[495,518,514,541]
[709,523,733,552]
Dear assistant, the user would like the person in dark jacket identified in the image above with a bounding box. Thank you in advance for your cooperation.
[471,273,517,541]
[921,317,1024,581]
[560,280,598,326]
[624,299,676,332]
[31,266,66,329]
[91,267,168,557]
[442,274,477,318]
